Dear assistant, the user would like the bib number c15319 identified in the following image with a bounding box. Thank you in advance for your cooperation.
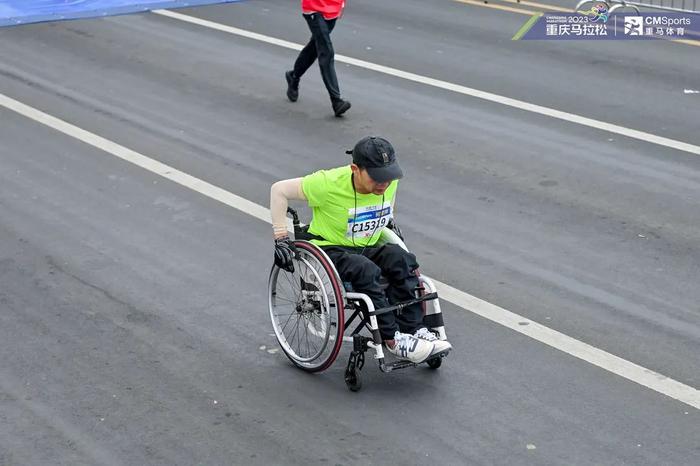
[346,202,393,240]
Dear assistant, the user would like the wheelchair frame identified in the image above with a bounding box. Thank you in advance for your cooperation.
[268,208,448,391]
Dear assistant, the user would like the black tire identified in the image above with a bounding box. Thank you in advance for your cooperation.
[345,370,362,392]
[427,357,442,369]
[268,241,345,372]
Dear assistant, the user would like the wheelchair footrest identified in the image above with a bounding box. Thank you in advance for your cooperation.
[379,360,417,372]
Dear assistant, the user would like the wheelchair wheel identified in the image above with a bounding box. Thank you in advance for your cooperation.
[268,241,345,372]
[427,356,442,369]
[345,369,362,392]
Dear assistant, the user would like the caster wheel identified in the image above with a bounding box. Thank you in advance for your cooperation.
[345,370,362,392]
[427,357,442,369]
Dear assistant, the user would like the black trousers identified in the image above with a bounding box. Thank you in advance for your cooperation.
[292,13,341,102]
[323,244,425,340]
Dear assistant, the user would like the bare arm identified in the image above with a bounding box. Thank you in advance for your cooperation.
[270,178,306,239]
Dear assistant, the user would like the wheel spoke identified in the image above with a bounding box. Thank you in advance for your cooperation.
[269,246,344,370]
[274,295,297,305]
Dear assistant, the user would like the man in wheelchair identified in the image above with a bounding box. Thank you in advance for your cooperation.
[270,136,451,364]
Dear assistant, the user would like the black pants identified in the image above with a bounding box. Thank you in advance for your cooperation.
[323,244,424,340]
[293,13,341,102]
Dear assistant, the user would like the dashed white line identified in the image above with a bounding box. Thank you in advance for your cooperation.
[1,91,697,410]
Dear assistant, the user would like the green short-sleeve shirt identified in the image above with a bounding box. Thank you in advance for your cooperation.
[302,166,398,247]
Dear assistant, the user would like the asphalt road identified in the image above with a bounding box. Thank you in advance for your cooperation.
[1,1,699,464]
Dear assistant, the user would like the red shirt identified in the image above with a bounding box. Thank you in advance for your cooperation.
[301,0,345,20]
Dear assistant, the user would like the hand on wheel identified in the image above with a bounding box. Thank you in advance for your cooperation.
[274,236,296,273]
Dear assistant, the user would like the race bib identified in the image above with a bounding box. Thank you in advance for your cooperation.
[346,202,393,239]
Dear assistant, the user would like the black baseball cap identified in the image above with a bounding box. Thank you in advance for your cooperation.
[345,136,403,183]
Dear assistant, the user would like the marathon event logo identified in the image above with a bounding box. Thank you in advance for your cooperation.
[582,3,609,23]
[513,3,699,41]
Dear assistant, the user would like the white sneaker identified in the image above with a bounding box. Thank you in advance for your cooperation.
[386,331,434,364]
[414,327,452,356]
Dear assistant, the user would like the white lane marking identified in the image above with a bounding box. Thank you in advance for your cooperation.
[2,92,698,410]
[0,95,270,225]
[438,282,700,410]
[152,9,700,158]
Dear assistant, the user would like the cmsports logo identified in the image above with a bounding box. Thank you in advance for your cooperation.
[624,16,644,35]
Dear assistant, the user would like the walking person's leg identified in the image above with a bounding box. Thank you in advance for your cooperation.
[287,13,350,116]
[293,31,321,79]
[304,15,341,101]
[285,20,319,102]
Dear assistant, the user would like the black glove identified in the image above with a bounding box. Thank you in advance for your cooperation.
[387,219,404,241]
[274,237,296,273]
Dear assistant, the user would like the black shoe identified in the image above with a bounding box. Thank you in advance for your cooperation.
[332,99,351,117]
[285,70,299,102]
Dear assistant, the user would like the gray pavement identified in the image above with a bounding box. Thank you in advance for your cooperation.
[1,1,699,464]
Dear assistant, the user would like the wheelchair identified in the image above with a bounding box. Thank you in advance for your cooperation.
[268,207,449,391]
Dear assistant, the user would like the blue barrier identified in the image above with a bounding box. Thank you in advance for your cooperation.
[0,0,242,27]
